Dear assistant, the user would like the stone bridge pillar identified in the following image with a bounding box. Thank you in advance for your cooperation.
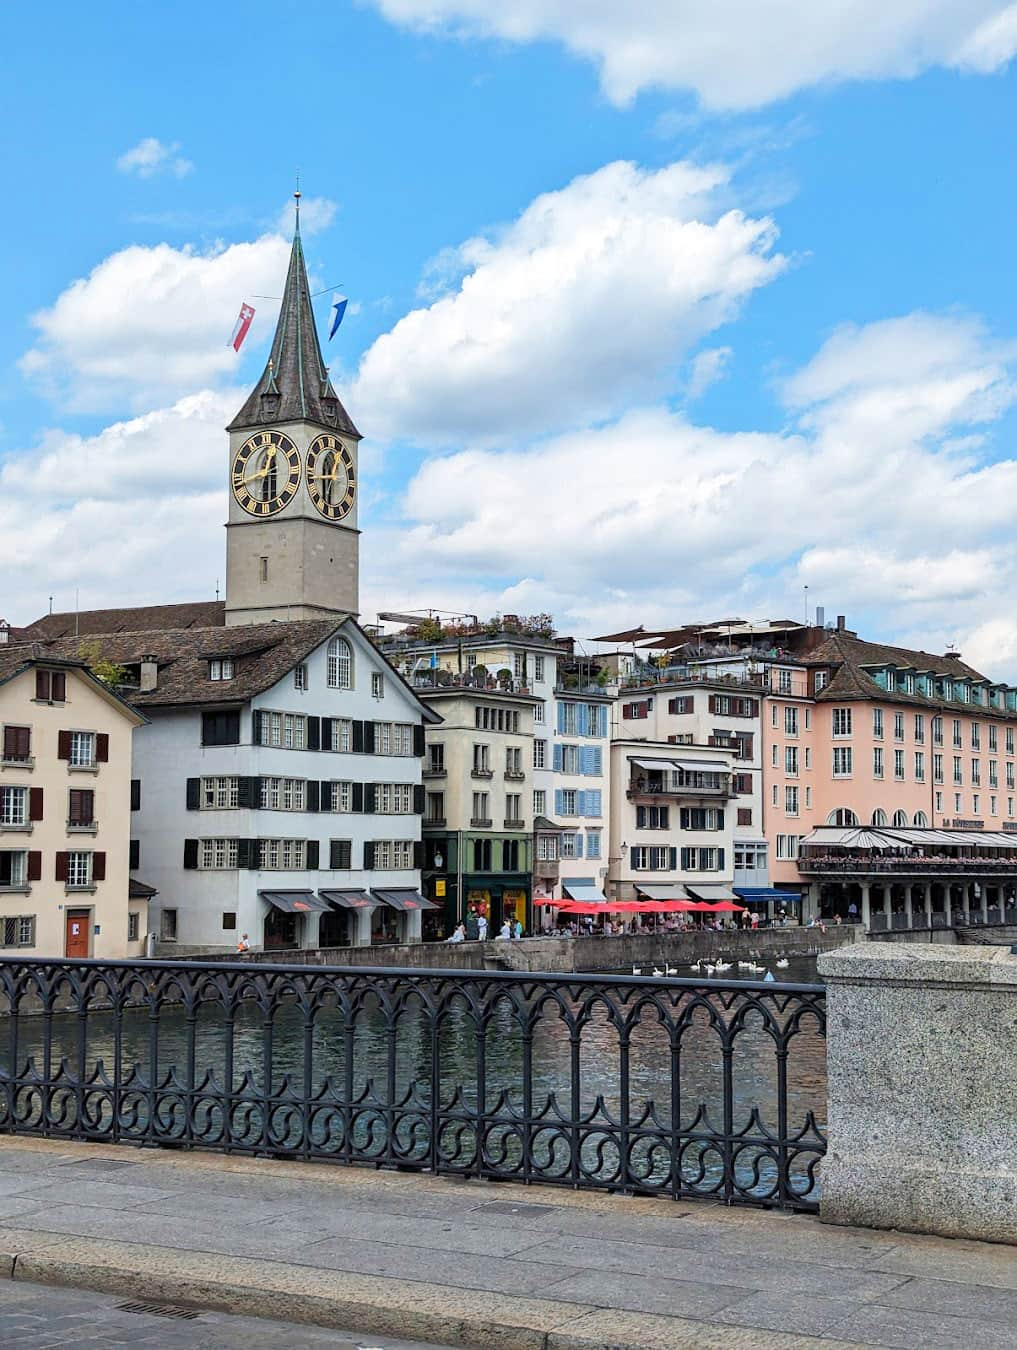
[818,943,1017,1244]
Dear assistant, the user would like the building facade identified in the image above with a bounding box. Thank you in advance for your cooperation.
[0,652,146,958]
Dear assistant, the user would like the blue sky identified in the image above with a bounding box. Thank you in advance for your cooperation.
[3,1,1017,672]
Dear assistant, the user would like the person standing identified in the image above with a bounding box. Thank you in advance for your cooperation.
[465,909,480,941]
[477,913,488,941]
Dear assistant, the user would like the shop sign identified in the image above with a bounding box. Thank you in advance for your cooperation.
[435,879,446,897]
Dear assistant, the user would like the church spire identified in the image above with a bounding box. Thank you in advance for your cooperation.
[228,194,360,437]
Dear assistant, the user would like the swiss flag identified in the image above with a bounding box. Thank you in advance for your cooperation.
[230,303,255,352]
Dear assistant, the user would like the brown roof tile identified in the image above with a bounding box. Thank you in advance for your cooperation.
[23,601,226,641]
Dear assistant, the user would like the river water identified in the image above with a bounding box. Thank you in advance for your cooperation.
[0,962,826,1205]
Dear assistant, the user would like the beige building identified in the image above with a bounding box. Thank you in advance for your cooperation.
[0,649,147,958]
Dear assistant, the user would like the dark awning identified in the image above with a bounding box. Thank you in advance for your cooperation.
[734,888,802,903]
[260,890,330,914]
[685,883,739,903]
[371,888,440,912]
[129,877,158,900]
[319,888,377,910]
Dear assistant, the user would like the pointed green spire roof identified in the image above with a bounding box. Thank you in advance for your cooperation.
[228,202,360,438]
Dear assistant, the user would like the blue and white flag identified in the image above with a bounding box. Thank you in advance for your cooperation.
[328,293,348,340]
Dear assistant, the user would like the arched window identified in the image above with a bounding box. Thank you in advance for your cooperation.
[327,636,353,690]
[913,810,929,827]
[826,808,859,826]
[892,810,909,827]
[871,809,888,826]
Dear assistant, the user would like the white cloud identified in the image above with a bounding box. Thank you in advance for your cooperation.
[353,160,785,445]
[364,311,1017,675]
[370,0,1017,108]
[0,391,238,621]
[116,137,193,179]
[20,234,291,411]
[687,346,731,400]
[277,196,337,237]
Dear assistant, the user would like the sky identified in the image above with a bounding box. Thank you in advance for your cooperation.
[3,1,1017,672]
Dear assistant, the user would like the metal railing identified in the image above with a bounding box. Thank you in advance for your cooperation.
[800,854,1017,875]
[0,958,826,1212]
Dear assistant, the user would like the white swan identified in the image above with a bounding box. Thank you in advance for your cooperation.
[776,958,789,969]
[665,965,678,975]
[632,966,642,975]
[651,967,664,977]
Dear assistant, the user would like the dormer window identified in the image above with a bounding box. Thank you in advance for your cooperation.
[321,395,338,426]
[209,659,235,682]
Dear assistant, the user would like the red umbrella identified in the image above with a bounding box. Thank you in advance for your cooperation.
[701,900,745,912]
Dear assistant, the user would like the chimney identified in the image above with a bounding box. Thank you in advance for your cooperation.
[139,655,159,692]
[815,606,825,630]
[836,615,846,631]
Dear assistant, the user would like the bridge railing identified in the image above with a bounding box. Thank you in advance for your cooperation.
[0,957,826,1213]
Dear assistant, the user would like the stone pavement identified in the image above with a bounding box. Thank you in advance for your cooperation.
[0,1137,1013,1350]
[0,1278,456,1348]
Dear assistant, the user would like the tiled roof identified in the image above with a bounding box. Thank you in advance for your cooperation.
[228,222,360,438]
[41,618,341,708]
[22,601,226,641]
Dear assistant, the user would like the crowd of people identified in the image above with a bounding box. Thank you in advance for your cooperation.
[444,905,799,942]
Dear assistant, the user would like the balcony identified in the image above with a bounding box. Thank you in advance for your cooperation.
[627,775,731,800]
[1,756,34,770]
[504,817,526,830]
[798,852,1017,876]
[533,858,560,881]
[422,767,447,780]
[471,768,493,780]
[424,816,447,829]
[470,816,493,828]
[504,769,526,781]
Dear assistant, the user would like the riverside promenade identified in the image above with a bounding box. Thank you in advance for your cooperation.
[0,1137,1014,1350]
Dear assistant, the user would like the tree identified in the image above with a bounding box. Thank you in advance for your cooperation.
[76,639,128,689]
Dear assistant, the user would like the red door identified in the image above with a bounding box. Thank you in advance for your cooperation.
[65,912,89,959]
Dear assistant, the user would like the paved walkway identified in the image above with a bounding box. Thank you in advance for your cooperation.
[0,1138,1012,1349]
[0,1278,454,1348]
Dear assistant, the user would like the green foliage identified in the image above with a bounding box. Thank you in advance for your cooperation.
[76,639,128,689]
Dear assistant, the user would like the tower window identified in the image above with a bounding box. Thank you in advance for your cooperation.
[259,557,269,583]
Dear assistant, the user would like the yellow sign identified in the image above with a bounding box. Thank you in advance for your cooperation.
[435,879,446,897]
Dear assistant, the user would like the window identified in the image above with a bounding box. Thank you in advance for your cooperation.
[202,776,239,809]
[34,670,66,703]
[534,656,545,682]
[873,747,884,778]
[814,671,829,692]
[330,781,353,812]
[894,749,905,781]
[586,831,602,860]
[933,716,943,746]
[785,785,799,816]
[260,778,307,810]
[473,839,493,871]
[805,747,812,769]
[621,701,648,721]
[69,732,96,767]
[668,695,694,714]
[934,753,943,783]
[200,838,239,869]
[427,743,445,772]
[259,838,307,870]
[955,793,963,813]
[259,557,269,583]
[331,718,353,753]
[209,659,234,681]
[0,916,35,948]
[371,672,384,699]
[425,791,445,823]
[953,719,963,748]
[506,746,523,773]
[784,706,799,736]
[162,910,178,941]
[128,912,140,942]
[1009,762,1015,790]
[737,807,753,827]
[1008,727,1015,756]
[533,789,546,815]
[990,760,999,788]
[833,747,852,777]
[327,637,353,690]
[636,804,670,829]
[989,725,998,752]
[294,664,308,691]
[935,791,943,812]
[472,791,490,822]
[872,709,883,739]
[771,744,778,768]
[971,758,981,786]
[784,746,798,776]
[533,739,546,770]
[2,726,31,764]
[973,793,980,814]
[258,712,306,749]
[914,714,925,743]
[559,744,579,775]
[534,702,544,724]
[871,808,888,826]
[914,751,925,781]
[776,835,801,860]
[679,807,723,830]
[472,745,490,773]
[375,783,413,814]
[560,789,577,815]
[778,670,793,694]
[330,839,353,869]
[832,708,852,737]
[971,723,981,749]
[0,787,27,827]
[536,833,558,861]
[560,703,579,735]
[990,796,998,816]
[0,852,28,888]
[505,793,522,822]
[66,851,92,888]
[681,846,723,871]
[953,755,963,785]
[771,705,779,728]
[826,808,858,826]
[68,789,95,827]
[893,712,905,741]
[466,652,478,670]
[202,711,240,746]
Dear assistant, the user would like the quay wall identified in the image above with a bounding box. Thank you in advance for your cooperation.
[230,925,855,974]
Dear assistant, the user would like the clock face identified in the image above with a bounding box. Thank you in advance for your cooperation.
[306,434,356,521]
[231,432,300,516]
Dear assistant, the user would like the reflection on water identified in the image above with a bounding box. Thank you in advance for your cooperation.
[0,970,826,1208]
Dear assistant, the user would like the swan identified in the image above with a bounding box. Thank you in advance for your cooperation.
[632,966,642,975]
[714,961,732,972]
[776,958,789,969]
[651,967,664,977]
[665,965,678,975]
[703,963,716,975]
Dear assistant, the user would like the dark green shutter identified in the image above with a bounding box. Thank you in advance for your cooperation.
[363,721,376,754]
[413,724,425,757]
[186,779,200,810]
[352,720,365,753]
[364,783,376,814]
[352,782,364,812]
[413,784,425,815]
[363,841,375,870]
[307,716,321,751]
[305,840,319,869]
[306,781,320,812]
[183,839,199,869]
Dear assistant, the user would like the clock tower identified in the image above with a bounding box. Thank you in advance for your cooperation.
[224,196,361,626]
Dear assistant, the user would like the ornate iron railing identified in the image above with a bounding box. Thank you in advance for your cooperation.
[0,958,826,1212]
